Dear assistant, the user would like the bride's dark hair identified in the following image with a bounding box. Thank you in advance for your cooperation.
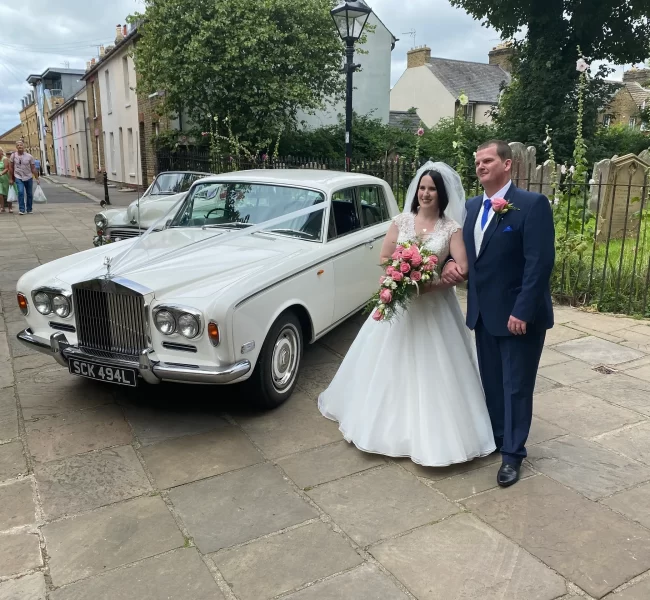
[410,170,449,217]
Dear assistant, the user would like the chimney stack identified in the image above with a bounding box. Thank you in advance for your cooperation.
[123,24,128,37]
[21,99,25,110]
[489,41,514,73]
[91,57,96,66]
[99,45,105,57]
[86,61,91,71]
[407,46,431,69]
[623,67,650,87]
[115,24,124,43]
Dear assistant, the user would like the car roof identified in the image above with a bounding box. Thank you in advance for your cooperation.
[194,169,389,191]
[157,171,212,176]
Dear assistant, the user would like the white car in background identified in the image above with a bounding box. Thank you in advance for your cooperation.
[93,171,211,245]
[17,170,398,408]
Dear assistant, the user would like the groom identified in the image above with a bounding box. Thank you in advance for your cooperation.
[443,140,555,487]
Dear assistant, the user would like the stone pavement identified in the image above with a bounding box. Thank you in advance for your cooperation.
[2,195,650,599]
[43,175,139,208]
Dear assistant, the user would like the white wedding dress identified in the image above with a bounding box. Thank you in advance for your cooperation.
[318,212,496,466]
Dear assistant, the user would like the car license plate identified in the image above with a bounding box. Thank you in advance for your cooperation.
[68,358,137,387]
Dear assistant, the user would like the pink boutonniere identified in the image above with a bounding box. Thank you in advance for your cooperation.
[491,197,519,215]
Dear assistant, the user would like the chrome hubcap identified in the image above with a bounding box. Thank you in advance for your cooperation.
[271,325,300,391]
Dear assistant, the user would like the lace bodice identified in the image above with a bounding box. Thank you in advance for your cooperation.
[394,212,461,259]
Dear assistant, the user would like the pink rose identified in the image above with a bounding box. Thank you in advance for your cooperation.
[386,266,396,277]
[392,271,404,282]
[401,248,414,260]
[379,289,392,304]
[410,270,422,282]
[491,197,508,213]
[391,250,402,260]
[400,262,411,274]
[379,276,386,285]
[429,255,439,265]
[410,250,423,267]
[372,310,383,321]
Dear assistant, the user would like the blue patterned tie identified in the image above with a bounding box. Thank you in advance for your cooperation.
[481,199,492,230]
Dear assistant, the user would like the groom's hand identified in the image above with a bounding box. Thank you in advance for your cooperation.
[442,261,466,285]
[508,316,527,335]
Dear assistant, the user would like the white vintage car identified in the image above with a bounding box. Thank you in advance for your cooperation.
[93,171,211,245]
[17,170,398,407]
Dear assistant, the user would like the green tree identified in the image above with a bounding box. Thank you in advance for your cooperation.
[131,0,346,152]
[450,0,650,162]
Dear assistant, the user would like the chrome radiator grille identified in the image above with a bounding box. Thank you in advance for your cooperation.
[73,282,147,359]
[109,229,142,240]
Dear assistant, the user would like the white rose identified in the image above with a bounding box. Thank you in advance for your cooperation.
[391,282,397,289]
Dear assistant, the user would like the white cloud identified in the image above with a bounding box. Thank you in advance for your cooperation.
[0,0,634,136]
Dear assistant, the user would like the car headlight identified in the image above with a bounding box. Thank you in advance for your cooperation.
[178,313,199,339]
[34,291,52,315]
[52,295,71,318]
[154,310,176,335]
[94,214,108,229]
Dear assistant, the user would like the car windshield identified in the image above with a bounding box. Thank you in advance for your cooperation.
[170,182,326,240]
[150,173,207,195]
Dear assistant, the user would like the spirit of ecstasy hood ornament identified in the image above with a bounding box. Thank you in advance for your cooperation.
[103,256,113,279]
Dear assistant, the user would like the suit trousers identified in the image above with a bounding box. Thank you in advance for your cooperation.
[474,316,545,465]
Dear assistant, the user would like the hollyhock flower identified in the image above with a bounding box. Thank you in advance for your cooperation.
[561,164,567,175]
[379,289,392,304]
[201,132,209,137]
[576,58,589,73]
[417,127,424,137]
[411,270,422,282]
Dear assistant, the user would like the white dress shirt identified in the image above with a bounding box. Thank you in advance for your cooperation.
[474,180,512,254]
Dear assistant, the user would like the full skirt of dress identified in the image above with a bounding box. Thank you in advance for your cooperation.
[318,288,496,466]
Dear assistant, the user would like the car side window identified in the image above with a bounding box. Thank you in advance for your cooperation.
[358,186,390,227]
[328,188,362,240]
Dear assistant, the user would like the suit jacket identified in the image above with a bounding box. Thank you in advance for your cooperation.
[463,184,555,337]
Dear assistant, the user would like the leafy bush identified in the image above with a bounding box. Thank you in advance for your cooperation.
[587,125,650,165]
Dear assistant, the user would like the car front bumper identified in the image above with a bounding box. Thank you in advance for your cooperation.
[17,329,251,385]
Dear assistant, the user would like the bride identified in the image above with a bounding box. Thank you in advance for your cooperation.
[318,162,496,466]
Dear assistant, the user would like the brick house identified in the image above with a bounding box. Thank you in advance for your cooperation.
[601,67,650,129]
[0,124,22,151]
[19,96,41,160]
[82,61,106,183]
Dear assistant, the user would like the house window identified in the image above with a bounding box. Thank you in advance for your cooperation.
[463,103,475,122]
[154,122,160,137]
[603,114,613,127]
[105,70,112,114]
[109,132,116,174]
[629,116,638,129]
[127,128,134,175]
[72,105,77,131]
[96,136,102,171]
[92,82,98,118]
[122,57,130,103]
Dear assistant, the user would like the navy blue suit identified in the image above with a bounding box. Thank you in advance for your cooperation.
[464,184,555,465]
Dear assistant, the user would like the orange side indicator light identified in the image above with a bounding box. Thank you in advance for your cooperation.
[17,293,28,315]
[317,269,325,276]
[207,322,220,346]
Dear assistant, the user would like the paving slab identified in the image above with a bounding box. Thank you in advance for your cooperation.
[296,362,343,399]
[35,445,151,520]
[606,577,650,599]
[596,421,650,465]
[120,401,228,446]
[10,353,56,374]
[0,440,27,481]
[140,426,263,489]
[0,532,42,577]
[528,435,650,500]
[626,363,650,383]
[554,336,644,366]
[49,548,223,600]
[25,404,132,463]
[318,321,362,356]
[302,343,342,367]
[17,367,115,420]
[281,564,409,600]
[371,514,566,600]
[307,465,458,547]
[234,392,342,459]
[569,312,639,333]
[544,324,586,346]
[0,388,18,442]
[538,359,604,385]
[213,522,363,600]
[538,347,571,368]
[433,464,536,501]
[399,452,501,482]
[277,440,385,489]
[168,463,317,553]
[0,479,36,529]
[575,374,650,416]
[533,387,643,437]
[465,475,650,598]
[44,495,184,587]
[0,573,46,600]
[534,375,558,394]
[601,481,650,529]
[527,417,568,446]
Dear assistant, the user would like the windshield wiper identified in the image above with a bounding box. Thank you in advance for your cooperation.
[202,222,253,230]
[266,228,316,239]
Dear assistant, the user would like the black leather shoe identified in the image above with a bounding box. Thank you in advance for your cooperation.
[497,462,520,487]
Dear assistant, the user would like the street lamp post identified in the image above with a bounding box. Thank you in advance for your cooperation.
[330,0,372,172]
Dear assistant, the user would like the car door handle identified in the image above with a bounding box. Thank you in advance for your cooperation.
[365,241,374,249]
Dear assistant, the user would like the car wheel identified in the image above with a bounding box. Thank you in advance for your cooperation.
[250,311,303,409]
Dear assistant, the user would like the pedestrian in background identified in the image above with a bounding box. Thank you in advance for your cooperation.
[8,140,39,215]
[0,148,10,213]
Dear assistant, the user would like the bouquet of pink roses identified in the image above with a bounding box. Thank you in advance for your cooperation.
[366,239,439,322]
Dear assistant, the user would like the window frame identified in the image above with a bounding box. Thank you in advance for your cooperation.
[327,186,364,242]
[358,185,391,229]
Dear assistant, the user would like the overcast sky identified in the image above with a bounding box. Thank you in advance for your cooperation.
[0,0,634,136]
